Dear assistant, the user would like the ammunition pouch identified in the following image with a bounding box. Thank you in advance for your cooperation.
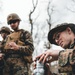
[58,49,75,73]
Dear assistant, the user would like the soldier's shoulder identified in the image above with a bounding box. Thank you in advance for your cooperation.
[20,29,31,35]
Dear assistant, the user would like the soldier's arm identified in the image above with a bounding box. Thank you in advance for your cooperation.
[58,49,74,73]
[59,49,74,59]
[19,31,34,55]
[58,49,74,64]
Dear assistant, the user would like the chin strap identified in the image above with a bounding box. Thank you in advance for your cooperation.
[69,39,75,49]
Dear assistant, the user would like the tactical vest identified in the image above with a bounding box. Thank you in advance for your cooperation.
[4,30,24,50]
[4,29,32,63]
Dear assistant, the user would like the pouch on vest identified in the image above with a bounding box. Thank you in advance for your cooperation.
[58,49,75,73]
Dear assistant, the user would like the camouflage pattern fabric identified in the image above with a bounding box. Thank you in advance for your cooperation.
[2,29,34,75]
[3,58,28,75]
[4,29,34,56]
[0,40,6,75]
[58,49,75,73]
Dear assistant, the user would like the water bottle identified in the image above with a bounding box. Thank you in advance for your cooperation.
[33,60,44,75]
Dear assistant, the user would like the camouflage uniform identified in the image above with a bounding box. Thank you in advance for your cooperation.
[3,29,34,75]
[48,23,75,75]
[0,41,5,75]
[2,13,34,75]
[0,26,11,75]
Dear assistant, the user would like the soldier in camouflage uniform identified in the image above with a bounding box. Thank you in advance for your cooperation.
[35,23,75,75]
[2,13,34,75]
[0,26,11,75]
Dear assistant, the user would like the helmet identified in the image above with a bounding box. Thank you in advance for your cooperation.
[0,26,11,34]
[7,13,21,24]
[48,23,75,45]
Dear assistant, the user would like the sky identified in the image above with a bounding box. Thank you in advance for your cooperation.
[51,0,75,27]
[2,0,32,21]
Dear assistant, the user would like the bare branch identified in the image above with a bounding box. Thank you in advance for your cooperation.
[32,0,38,12]
[29,0,38,35]
[45,0,55,50]
[46,0,54,30]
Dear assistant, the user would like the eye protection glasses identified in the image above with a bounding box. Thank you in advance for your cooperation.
[53,32,61,41]
[8,20,18,25]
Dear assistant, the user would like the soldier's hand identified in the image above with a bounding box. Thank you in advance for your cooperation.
[8,42,19,50]
[34,49,60,63]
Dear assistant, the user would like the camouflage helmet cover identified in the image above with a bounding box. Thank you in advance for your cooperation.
[48,23,75,45]
[0,26,11,34]
[7,13,21,24]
